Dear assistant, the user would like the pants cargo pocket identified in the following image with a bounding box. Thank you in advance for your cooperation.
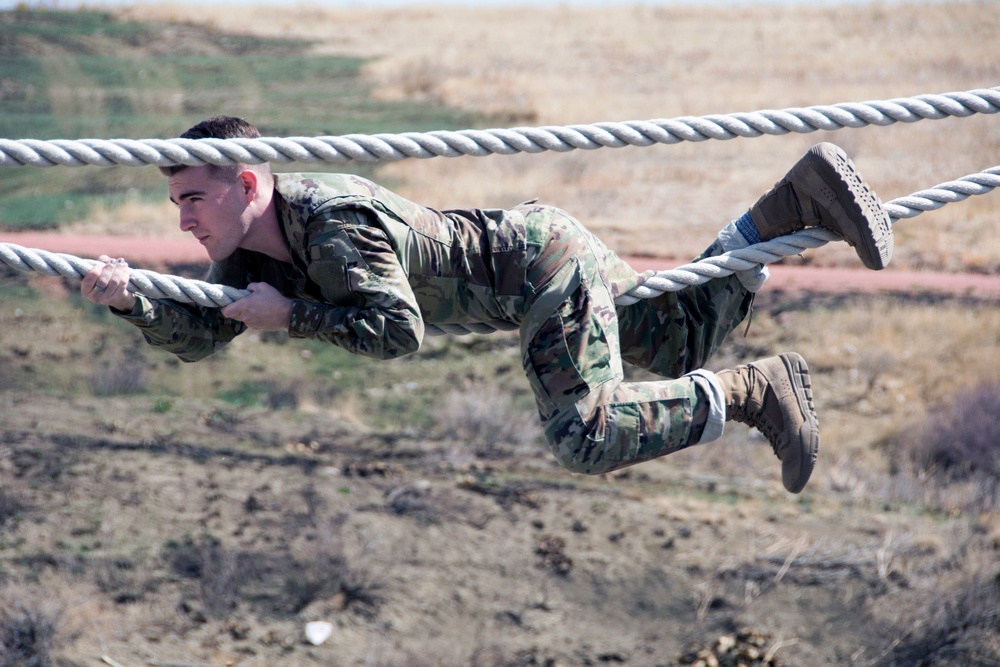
[523,281,616,423]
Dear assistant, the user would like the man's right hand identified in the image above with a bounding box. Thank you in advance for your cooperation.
[81,255,137,313]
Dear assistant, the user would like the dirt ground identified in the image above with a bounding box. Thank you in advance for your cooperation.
[1,236,998,666]
[0,387,978,667]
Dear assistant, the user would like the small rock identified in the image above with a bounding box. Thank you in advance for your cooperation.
[716,635,736,653]
[304,621,333,646]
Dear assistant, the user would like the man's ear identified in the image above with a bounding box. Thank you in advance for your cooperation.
[238,169,259,202]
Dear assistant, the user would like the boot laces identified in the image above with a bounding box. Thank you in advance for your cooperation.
[730,370,785,458]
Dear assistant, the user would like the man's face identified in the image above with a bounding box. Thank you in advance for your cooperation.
[168,165,252,262]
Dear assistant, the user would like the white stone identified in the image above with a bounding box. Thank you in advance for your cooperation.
[305,621,334,646]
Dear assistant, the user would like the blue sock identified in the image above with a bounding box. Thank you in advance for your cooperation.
[735,211,762,245]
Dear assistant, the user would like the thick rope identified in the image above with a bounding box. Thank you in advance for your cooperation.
[619,165,1000,304]
[3,165,998,335]
[1,87,997,168]
[0,246,246,307]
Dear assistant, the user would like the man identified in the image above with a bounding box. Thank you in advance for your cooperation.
[82,116,893,494]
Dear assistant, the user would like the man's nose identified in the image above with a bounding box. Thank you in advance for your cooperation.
[179,211,196,232]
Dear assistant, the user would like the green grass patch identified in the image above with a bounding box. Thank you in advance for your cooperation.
[216,380,279,409]
[0,274,37,302]
[0,8,148,46]
[0,193,77,231]
[0,9,489,230]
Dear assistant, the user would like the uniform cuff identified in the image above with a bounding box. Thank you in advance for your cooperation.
[288,298,322,339]
[686,369,727,445]
[717,221,770,293]
[110,294,154,324]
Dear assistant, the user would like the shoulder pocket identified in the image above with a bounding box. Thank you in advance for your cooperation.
[307,230,366,306]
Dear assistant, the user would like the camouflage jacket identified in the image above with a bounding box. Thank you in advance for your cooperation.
[116,173,546,362]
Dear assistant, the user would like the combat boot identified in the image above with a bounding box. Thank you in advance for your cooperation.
[716,353,819,493]
[749,142,893,270]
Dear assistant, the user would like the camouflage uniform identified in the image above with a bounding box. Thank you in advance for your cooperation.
[116,173,752,474]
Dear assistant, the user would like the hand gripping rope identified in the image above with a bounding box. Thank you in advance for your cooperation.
[1,86,999,335]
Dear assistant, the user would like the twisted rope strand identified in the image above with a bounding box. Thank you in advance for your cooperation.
[881,167,1000,220]
[615,228,841,305]
[1,87,997,168]
[2,165,997,334]
[0,244,246,308]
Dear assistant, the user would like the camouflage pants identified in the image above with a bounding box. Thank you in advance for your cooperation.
[517,205,752,475]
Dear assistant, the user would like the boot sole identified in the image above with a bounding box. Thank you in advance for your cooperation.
[796,143,894,271]
[779,352,819,494]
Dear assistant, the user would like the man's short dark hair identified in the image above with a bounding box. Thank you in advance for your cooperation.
[181,116,261,141]
[160,116,268,180]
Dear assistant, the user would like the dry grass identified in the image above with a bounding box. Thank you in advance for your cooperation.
[0,587,64,667]
[794,297,1000,503]
[650,293,1000,516]
[62,197,179,238]
[115,2,1000,266]
[3,289,999,664]
[867,532,1000,667]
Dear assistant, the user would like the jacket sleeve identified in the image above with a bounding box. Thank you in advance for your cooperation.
[287,207,424,359]
[111,264,247,363]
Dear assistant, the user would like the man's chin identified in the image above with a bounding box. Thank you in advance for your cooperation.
[205,246,230,262]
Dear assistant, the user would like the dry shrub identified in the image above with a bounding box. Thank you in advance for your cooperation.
[92,557,159,605]
[282,513,385,619]
[0,487,29,534]
[871,539,1000,667]
[918,379,1000,480]
[887,378,1000,512]
[164,536,263,620]
[0,600,60,667]
[279,549,363,616]
[87,359,147,397]
[163,522,384,621]
[435,387,541,457]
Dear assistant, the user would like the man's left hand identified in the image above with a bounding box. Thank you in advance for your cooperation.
[221,282,293,331]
